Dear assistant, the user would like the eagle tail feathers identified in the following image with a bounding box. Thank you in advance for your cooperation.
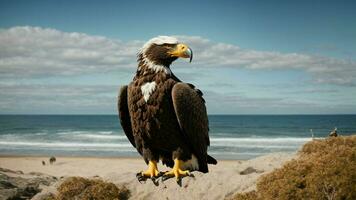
[207,154,217,165]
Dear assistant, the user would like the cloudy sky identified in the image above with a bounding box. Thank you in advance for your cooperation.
[0,0,355,114]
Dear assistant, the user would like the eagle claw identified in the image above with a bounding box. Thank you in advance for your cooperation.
[161,170,194,186]
[187,171,195,178]
[151,177,159,186]
[177,177,182,187]
[136,172,147,183]
[136,170,164,185]
[161,173,171,182]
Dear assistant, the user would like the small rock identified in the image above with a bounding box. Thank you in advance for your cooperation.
[0,167,23,174]
[239,167,264,175]
[0,168,57,200]
[29,172,45,176]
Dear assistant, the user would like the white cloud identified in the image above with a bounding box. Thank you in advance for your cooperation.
[0,26,355,86]
[178,36,356,86]
[0,26,140,77]
[0,84,119,114]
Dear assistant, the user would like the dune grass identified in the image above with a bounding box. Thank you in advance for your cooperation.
[53,177,130,200]
[233,135,356,200]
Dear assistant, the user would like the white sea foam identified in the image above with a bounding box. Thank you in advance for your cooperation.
[210,137,315,143]
[211,143,300,149]
[55,130,118,136]
[209,137,314,149]
[0,136,317,159]
[56,131,79,135]
[98,131,114,135]
[75,134,126,140]
[34,132,48,136]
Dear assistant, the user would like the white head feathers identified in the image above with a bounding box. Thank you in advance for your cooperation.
[140,36,179,54]
[138,36,179,74]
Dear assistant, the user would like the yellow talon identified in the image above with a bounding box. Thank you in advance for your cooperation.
[141,160,160,178]
[163,158,191,181]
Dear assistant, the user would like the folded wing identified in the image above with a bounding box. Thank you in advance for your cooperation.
[118,85,136,148]
[171,83,210,170]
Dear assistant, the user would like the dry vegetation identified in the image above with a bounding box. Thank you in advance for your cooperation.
[232,191,258,200]
[51,177,130,200]
[233,135,356,200]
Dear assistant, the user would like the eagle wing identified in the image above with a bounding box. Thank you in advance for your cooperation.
[171,83,210,160]
[118,85,136,148]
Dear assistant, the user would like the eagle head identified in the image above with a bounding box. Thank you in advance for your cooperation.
[138,36,193,73]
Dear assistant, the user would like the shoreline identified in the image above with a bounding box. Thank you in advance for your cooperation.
[0,154,244,161]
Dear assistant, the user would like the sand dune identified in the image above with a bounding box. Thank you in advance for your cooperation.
[0,153,296,200]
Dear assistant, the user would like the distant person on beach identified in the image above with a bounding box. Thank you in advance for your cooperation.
[49,156,56,164]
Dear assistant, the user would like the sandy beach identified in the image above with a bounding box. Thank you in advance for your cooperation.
[0,153,296,200]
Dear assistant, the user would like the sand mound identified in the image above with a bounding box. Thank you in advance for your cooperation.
[233,135,356,200]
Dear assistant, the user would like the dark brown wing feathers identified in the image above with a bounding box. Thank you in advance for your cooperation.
[172,83,211,164]
[118,85,136,148]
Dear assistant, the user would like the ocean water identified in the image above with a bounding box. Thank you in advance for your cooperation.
[0,115,355,160]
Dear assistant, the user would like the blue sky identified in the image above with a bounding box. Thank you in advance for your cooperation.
[0,0,355,114]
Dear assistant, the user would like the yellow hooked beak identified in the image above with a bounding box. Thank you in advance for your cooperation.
[168,43,193,62]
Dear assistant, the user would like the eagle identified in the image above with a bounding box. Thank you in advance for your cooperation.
[118,36,217,184]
